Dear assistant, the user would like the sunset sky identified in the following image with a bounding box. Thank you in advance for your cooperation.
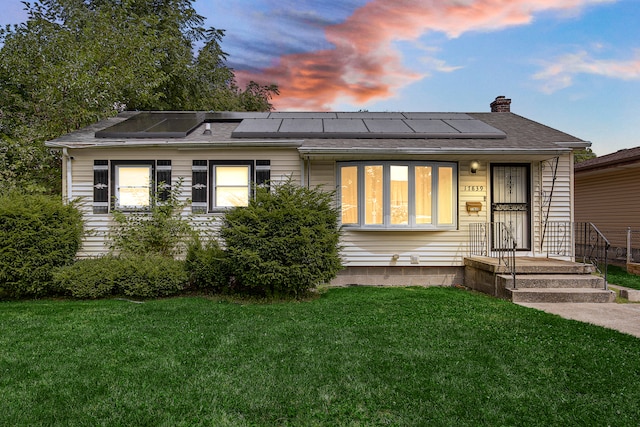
[2,0,639,155]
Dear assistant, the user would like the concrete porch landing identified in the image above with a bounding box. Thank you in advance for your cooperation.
[464,256,615,303]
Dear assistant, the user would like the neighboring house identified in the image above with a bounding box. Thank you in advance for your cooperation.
[574,146,640,264]
[46,96,590,286]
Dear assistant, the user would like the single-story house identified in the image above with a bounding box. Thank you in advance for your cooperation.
[46,96,590,286]
[575,146,640,264]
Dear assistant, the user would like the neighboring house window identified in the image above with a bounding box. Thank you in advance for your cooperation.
[338,161,457,229]
[191,160,271,213]
[92,160,171,213]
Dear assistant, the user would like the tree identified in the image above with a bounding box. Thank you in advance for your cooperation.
[0,0,278,194]
[574,148,597,163]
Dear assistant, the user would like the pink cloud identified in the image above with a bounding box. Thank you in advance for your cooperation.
[534,50,640,93]
[236,0,613,110]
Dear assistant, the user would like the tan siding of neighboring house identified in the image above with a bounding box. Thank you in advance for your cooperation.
[66,146,301,257]
[575,164,640,249]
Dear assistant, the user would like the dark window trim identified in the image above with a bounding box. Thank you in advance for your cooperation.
[209,160,255,211]
[110,160,156,211]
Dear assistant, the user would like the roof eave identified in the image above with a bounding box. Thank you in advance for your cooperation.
[45,140,305,149]
[297,147,572,157]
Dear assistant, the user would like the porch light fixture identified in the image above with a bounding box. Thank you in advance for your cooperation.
[470,160,480,174]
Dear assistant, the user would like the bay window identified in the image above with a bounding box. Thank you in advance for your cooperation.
[338,161,457,229]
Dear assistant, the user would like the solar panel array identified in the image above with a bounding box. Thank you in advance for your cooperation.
[96,111,506,139]
[232,112,505,139]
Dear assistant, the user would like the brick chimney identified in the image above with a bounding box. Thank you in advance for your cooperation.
[490,96,511,112]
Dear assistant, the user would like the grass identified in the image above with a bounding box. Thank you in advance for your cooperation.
[1,286,639,426]
[607,264,640,290]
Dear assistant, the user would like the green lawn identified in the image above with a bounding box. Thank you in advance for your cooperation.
[607,264,640,290]
[1,287,639,426]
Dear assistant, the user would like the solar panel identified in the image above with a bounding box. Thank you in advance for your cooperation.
[232,118,283,135]
[402,113,472,120]
[336,112,405,119]
[269,112,337,119]
[404,120,458,134]
[97,111,507,140]
[363,119,413,133]
[323,119,369,133]
[96,112,204,138]
[445,119,505,134]
[279,118,324,133]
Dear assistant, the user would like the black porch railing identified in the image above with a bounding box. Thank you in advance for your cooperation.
[541,221,610,286]
[469,222,517,288]
[471,221,611,289]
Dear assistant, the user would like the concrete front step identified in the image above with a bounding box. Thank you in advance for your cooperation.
[465,257,596,275]
[497,274,605,289]
[507,288,615,303]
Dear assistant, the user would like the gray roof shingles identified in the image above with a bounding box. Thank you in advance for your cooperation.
[46,111,587,155]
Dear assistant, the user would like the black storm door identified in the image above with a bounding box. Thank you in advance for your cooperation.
[491,164,531,250]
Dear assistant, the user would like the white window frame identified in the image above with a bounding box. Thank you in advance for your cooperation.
[114,163,153,210]
[210,161,254,210]
[337,161,458,230]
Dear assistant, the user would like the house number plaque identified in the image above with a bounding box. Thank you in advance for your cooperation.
[463,185,485,192]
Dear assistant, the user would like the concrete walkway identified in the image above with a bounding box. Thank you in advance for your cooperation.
[517,301,640,338]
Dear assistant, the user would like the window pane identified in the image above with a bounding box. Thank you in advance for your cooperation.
[215,166,249,207]
[438,167,453,225]
[364,165,383,225]
[216,166,249,186]
[216,187,249,207]
[117,166,151,208]
[390,165,408,225]
[340,166,358,224]
[415,166,432,224]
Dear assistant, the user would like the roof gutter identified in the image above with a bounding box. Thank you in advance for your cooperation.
[297,147,572,156]
[45,139,305,149]
[554,141,592,149]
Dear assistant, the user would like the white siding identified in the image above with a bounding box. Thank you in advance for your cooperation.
[533,153,573,256]
[68,150,576,265]
[68,146,301,257]
[310,159,489,267]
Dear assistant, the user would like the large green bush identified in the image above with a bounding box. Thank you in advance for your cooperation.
[0,193,83,298]
[220,179,342,297]
[185,238,229,291]
[54,254,188,299]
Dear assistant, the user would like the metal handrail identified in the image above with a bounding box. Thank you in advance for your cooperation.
[541,221,610,288]
[577,222,610,287]
[469,222,518,288]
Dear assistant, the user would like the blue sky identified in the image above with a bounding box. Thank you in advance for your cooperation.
[2,0,639,156]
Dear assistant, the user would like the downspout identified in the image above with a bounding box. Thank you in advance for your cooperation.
[63,148,73,203]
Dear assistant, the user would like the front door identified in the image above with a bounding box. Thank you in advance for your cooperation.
[491,164,531,250]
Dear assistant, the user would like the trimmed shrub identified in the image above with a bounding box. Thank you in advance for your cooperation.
[185,238,229,291]
[54,254,188,299]
[0,193,83,298]
[117,255,188,297]
[109,179,193,258]
[220,179,343,297]
[53,256,119,299]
